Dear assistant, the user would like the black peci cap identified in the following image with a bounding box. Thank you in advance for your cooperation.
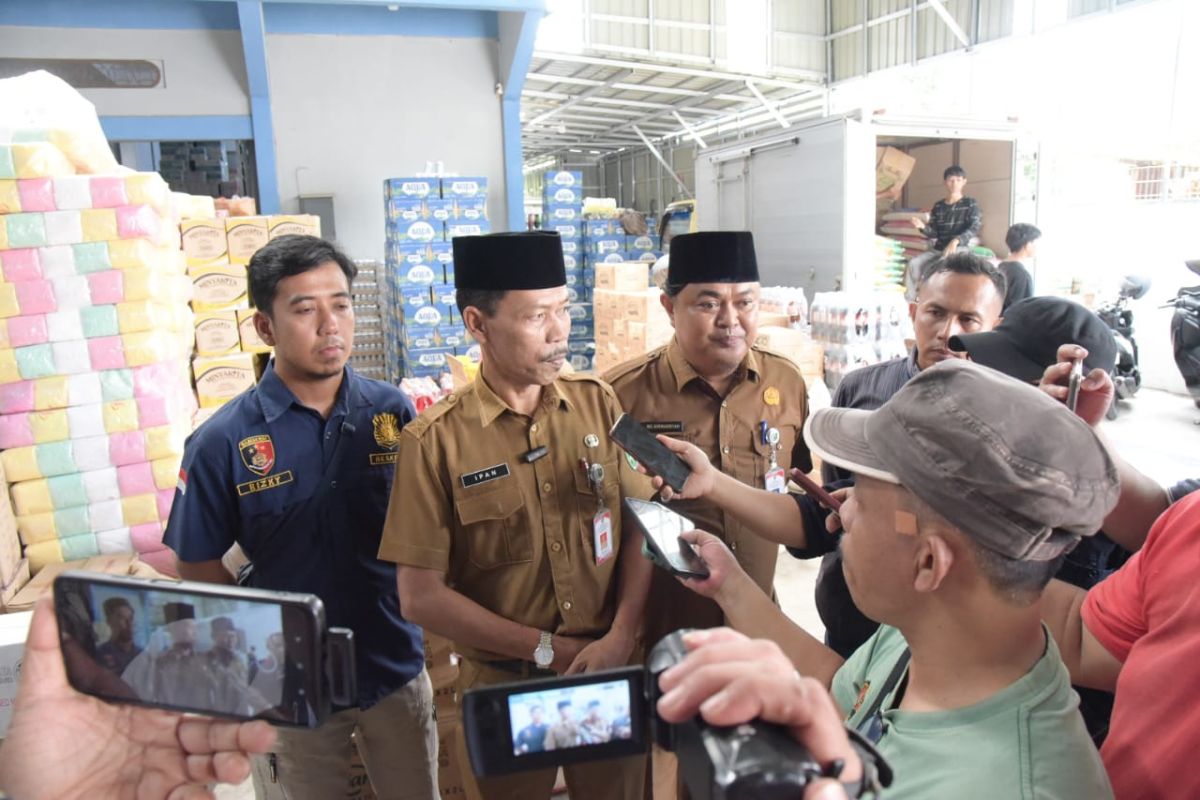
[453,231,566,291]
[667,231,760,286]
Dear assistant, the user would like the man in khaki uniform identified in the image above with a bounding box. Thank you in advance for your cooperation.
[604,231,810,648]
[544,700,582,751]
[379,231,652,800]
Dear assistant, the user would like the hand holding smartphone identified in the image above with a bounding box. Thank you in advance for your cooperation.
[789,469,842,511]
[608,414,692,493]
[53,572,356,727]
[1066,358,1084,413]
[624,498,709,579]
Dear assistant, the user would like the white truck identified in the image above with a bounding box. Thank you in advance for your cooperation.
[694,112,1038,293]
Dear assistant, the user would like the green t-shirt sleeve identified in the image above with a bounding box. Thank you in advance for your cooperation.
[831,625,908,724]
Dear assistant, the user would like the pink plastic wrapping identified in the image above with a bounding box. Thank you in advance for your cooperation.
[0,413,34,448]
[89,177,128,208]
[85,270,124,305]
[14,280,56,315]
[17,178,55,212]
[0,248,42,282]
[117,462,156,496]
[86,335,126,371]
[7,315,49,348]
[107,429,147,466]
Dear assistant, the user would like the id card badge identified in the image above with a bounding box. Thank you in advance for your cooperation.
[593,509,614,565]
[764,467,787,494]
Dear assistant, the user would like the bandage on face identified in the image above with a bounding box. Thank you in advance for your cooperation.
[894,510,919,536]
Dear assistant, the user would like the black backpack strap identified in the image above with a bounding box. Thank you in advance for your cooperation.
[860,647,910,722]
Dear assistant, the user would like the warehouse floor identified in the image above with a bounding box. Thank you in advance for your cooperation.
[215,388,1198,799]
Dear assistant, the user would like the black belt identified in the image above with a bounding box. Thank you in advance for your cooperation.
[482,659,558,678]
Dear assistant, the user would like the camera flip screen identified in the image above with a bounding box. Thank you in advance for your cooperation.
[54,573,323,725]
[508,677,637,757]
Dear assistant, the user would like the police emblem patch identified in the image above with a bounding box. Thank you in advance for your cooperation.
[373,413,402,449]
[238,435,276,476]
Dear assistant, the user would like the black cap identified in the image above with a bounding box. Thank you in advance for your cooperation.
[162,602,195,623]
[453,231,565,291]
[667,232,759,286]
[949,297,1117,383]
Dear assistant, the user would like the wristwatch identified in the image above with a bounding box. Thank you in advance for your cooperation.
[533,631,554,668]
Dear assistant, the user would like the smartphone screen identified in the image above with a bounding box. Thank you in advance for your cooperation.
[624,498,709,578]
[54,572,325,726]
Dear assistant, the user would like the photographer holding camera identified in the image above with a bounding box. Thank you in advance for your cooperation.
[0,597,276,800]
[650,361,1117,798]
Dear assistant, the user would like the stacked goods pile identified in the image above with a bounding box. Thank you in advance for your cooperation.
[591,262,671,374]
[810,291,912,390]
[349,260,386,381]
[0,129,199,576]
[880,211,930,262]
[872,236,907,290]
[541,171,594,371]
[382,175,483,382]
[182,213,319,426]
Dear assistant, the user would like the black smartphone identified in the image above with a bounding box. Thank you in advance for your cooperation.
[624,498,710,579]
[53,571,356,727]
[1066,358,1084,413]
[462,666,647,777]
[790,470,842,511]
[608,413,692,493]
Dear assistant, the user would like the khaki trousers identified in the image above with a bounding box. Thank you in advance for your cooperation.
[253,668,438,800]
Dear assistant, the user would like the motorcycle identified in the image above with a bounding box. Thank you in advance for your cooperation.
[1097,275,1151,420]
[1167,260,1200,410]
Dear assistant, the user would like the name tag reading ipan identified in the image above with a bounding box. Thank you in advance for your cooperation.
[460,463,511,489]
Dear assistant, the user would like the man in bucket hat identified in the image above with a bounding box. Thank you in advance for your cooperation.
[649,360,1118,798]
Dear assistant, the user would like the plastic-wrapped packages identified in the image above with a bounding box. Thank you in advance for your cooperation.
[0,70,119,174]
[0,179,20,213]
[0,142,75,179]
[0,421,189,482]
[0,247,41,281]
[5,211,48,248]
[17,177,56,212]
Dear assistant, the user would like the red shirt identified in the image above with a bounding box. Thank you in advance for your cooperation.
[1082,492,1200,798]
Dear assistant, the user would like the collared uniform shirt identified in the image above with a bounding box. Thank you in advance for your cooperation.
[164,362,424,709]
[605,340,810,640]
[377,372,652,663]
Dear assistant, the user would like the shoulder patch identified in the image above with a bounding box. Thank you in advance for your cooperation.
[753,346,809,383]
[400,391,464,440]
[602,345,668,384]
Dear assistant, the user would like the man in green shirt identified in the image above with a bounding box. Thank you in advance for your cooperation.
[649,360,1118,797]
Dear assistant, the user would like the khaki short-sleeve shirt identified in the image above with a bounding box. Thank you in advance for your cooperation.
[605,340,810,640]
[378,372,652,662]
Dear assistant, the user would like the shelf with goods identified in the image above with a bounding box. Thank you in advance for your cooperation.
[381,175,483,389]
[0,121,205,581]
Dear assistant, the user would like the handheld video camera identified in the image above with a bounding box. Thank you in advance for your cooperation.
[462,631,891,799]
[53,572,357,727]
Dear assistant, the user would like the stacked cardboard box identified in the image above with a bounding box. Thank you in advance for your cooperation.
[382,176,484,381]
[591,263,673,374]
[182,213,319,417]
[0,146,204,576]
[754,326,825,388]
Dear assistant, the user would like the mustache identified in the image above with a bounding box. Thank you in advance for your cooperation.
[317,338,345,349]
[542,348,569,362]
